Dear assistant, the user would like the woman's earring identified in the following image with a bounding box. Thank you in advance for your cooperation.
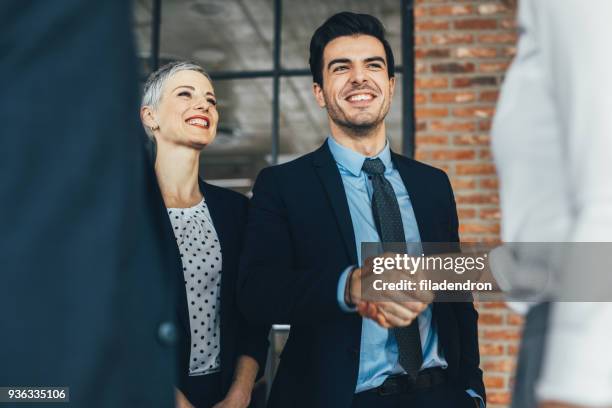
[150,125,159,132]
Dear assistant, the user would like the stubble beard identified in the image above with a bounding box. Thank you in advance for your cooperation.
[324,93,389,138]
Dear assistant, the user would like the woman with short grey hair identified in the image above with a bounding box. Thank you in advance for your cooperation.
[141,61,269,408]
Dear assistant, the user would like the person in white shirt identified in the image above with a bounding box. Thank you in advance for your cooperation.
[491,0,612,407]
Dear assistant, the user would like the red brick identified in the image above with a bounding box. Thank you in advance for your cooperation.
[481,301,507,309]
[431,121,476,132]
[487,391,511,405]
[508,344,519,356]
[455,193,499,204]
[479,312,504,325]
[482,330,522,342]
[459,223,500,234]
[479,120,493,131]
[507,314,524,326]
[450,177,477,190]
[413,5,426,18]
[502,46,517,57]
[452,76,497,88]
[414,93,427,104]
[415,35,428,46]
[454,134,490,145]
[415,48,451,59]
[415,107,449,119]
[479,150,493,160]
[430,150,477,161]
[484,375,506,389]
[454,19,498,30]
[416,20,450,31]
[431,33,474,45]
[416,134,449,145]
[480,208,501,220]
[416,121,427,131]
[480,90,500,102]
[479,61,511,73]
[478,3,509,15]
[501,18,518,29]
[431,91,476,104]
[429,5,473,16]
[458,208,477,219]
[480,178,499,189]
[480,343,504,356]
[456,163,496,175]
[453,106,495,118]
[456,47,497,58]
[478,33,518,44]
[432,62,476,74]
[415,77,448,89]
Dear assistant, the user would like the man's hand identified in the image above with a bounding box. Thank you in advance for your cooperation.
[348,252,432,328]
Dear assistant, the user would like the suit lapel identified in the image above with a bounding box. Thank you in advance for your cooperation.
[312,143,358,265]
[198,179,233,310]
[391,153,436,243]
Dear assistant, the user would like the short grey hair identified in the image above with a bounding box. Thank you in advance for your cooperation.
[141,61,211,137]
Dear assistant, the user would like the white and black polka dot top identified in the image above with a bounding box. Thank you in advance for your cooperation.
[167,198,222,377]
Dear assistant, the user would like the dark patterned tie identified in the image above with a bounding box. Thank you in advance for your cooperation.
[362,158,423,378]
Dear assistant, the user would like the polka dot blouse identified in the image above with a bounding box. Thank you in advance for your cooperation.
[167,198,222,377]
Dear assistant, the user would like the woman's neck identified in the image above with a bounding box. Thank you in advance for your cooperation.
[154,141,203,208]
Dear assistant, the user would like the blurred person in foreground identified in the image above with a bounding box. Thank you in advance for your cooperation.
[0,1,181,406]
[140,61,269,408]
[491,0,612,407]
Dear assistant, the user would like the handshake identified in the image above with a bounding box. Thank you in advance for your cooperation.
[344,252,435,328]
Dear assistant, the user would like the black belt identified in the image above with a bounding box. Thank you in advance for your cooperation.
[368,367,448,396]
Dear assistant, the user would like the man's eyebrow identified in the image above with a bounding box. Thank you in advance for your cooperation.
[327,58,351,70]
[364,56,386,65]
[327,56,387,70]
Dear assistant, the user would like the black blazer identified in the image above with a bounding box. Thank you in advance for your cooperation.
[238,142,485,408]
[175,180,270,397]
[0,1,181,407]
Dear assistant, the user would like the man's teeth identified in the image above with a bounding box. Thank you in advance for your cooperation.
[348,94,373,101]
[188,118,209,127]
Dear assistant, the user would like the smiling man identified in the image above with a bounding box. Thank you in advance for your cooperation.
[238,12,484,408]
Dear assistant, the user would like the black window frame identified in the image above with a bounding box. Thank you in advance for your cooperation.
[147,0,416,162]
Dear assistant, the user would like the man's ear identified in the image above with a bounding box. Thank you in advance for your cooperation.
[140,106,158,130]
[389,76,396,100]
[312,82,326,108]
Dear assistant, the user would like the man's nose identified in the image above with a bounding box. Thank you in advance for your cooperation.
[350,65,368,84]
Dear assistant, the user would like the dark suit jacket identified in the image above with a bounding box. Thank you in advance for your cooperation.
[238,142,485,408]
[176,180,270,400]
[0,1,180,407]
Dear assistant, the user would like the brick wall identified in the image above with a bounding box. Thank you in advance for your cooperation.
[413,1,520,406]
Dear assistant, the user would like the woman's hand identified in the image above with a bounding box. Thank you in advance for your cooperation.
[212,387,250,408]
[175,388,195,408]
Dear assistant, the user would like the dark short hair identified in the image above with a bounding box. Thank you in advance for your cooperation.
[309,12,395,86]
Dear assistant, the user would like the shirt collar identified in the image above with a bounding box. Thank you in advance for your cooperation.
[327,136,393,177]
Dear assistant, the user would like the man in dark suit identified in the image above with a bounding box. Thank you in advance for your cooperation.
[0,1,180,406]
[238,12,485,408]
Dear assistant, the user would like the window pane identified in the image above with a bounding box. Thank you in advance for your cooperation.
[200,78,272,193]
[133,0,154,77]
[279,74,404,157]
[159,0,274,71]
[280,0,402,70]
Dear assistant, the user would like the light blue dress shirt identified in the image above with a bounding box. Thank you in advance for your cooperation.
[329,137,484,406]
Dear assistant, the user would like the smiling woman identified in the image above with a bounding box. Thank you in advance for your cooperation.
[139,61,270,408]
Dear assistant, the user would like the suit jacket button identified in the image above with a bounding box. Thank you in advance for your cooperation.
[157,321,178,346]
